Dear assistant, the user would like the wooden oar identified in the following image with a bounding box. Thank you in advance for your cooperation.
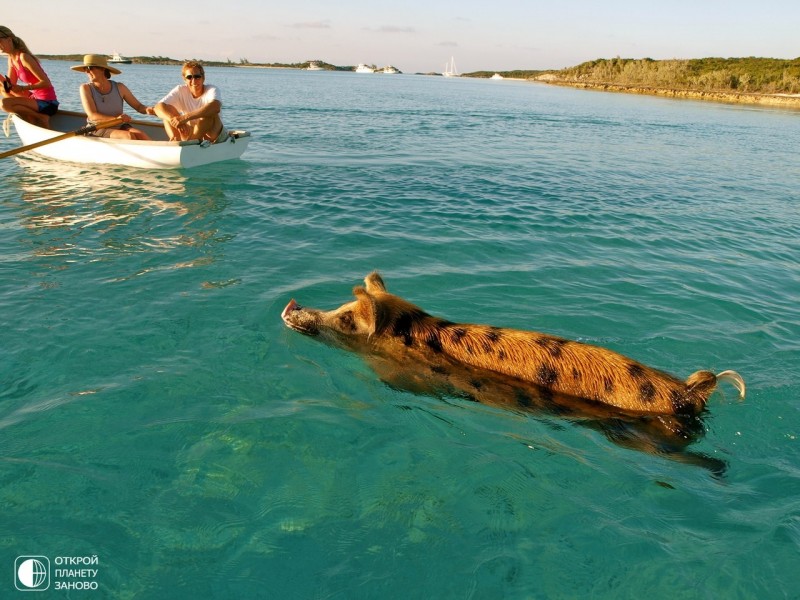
[0,116,125,159]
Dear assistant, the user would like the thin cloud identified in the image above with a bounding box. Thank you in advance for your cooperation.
[362,25,417,33]
[290,20,332,29]
[371,25,416,34]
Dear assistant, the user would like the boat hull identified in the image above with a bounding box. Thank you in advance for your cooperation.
[10,111,250,169]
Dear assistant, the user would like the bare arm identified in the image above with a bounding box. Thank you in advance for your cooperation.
[154,97,220,136]
[174,99,220,125]
[153,101,173,120]
[13,53,52,95]
[118,82,154,115]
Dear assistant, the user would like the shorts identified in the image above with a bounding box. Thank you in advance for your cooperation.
[36,100,59,116]
[87,122,132,138]
[214,126,229,144]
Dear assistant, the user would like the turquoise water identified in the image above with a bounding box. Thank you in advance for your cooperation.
[2,62,800,598]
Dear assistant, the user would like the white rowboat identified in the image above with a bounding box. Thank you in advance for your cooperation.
[8,111,251,169]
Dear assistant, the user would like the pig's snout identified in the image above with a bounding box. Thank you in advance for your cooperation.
[281,299,320,335]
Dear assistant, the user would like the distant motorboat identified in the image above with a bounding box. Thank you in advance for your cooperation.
[307,62,324,71]
[490,73,503,80]
[382,66,399,74]
[108,52,132,65]
[355,63,375,73]
[443,56,459,77]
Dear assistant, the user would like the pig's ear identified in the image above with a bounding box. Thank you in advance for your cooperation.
[364,271,387,293]
[353,286,379,335]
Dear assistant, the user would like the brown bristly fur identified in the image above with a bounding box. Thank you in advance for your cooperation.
[282,272,746,474]
[359,271,743,417]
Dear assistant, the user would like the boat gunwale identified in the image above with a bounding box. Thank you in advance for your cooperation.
[9,111,251,168]
[14,110,251,148]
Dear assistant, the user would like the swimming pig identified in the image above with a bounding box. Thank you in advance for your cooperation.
[281,271,745,418]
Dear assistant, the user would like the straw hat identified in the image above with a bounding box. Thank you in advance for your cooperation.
[71,54,122,75]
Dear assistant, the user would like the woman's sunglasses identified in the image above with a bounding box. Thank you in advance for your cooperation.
[185,74,204,80]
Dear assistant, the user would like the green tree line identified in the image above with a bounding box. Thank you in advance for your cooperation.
[555,57,800,94]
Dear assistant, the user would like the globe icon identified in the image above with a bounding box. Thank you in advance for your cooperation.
[17,558,48,588]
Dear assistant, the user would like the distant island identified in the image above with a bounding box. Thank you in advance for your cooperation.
[469,57,800,108]
[40,55,392,73]
[532,57,800,108]
[41,55,800,108]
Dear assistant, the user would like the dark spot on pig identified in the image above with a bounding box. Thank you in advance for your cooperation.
[425,330,443,353]
[572,368,582,381]
[337,311,356,333]
[640,381,657,403]
[537,336,567,358]
[603,377,615,393]
[461,338,476,355]
[487,328,502,343]
[392,312,415,346]
[430,365,448,375]
[628,363,646,380]
[470,379,484,390]
[451,328,466,341]
[536,364,559,387]
[498,349,507,361]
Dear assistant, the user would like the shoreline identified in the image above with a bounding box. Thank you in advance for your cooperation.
[539,79,800,109]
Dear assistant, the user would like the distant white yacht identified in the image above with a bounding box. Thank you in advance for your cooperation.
[307,62,324,71]
[443,56,459,77]
[382,66,399,74]
[108,52,131,65]
[355,64,375,73]
[490,73,503,80]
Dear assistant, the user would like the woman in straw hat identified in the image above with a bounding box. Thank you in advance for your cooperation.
[73,54,154,140]
[0,26,59,128]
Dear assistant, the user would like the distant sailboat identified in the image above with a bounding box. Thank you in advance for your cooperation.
[443,56,459,78]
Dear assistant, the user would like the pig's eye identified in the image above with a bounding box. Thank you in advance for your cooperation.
[337,311,357,332]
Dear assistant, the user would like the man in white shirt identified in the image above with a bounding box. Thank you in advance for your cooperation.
[154,61,225,142]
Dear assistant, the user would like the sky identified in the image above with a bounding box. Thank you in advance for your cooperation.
[6,0,800,73]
